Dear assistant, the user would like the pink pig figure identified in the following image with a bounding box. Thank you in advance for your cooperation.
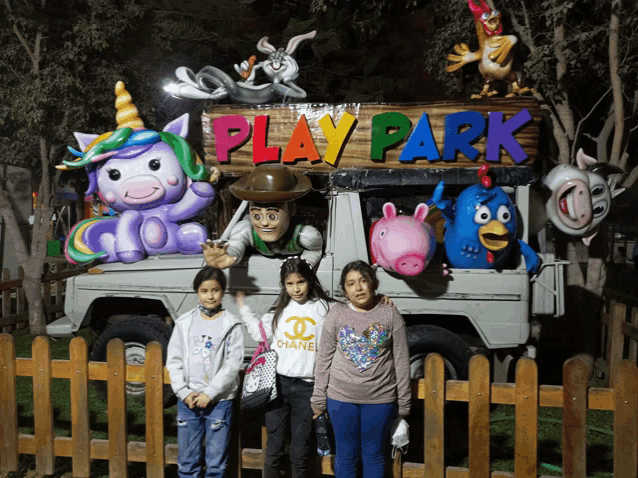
[370,202,437,276]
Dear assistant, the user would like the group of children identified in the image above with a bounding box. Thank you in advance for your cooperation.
[166,257,411,478]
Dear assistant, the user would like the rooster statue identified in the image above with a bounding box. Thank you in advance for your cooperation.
[446,0,532,99]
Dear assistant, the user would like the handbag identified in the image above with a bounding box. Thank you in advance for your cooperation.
[241,321,278,410]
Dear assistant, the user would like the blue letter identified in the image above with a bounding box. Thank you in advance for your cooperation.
[442,111,485,161]
[399,113,440,162]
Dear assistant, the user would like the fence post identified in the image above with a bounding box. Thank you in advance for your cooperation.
[33,336,55,475]
[423,353,444,478]
[468,355,490,478]
[16,267,26,330]
[0,333,18,472]
[606,301,626,385]
[629,307,638,363]
[70,337,91,477]
[613,360,638,478]
[2,268,11,333]
[108,339,128,478]
[515,357,538,478]
[562,358,587,478]
[145,342,165,478]
[261,426,267,478]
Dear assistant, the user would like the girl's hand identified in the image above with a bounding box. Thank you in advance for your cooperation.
[234,291,246,308]
[184,392,199,409]
[193,393,211,408]
[379,294,394,307]
[311,405,325,419]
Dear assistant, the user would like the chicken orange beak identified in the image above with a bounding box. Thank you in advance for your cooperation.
[479,220,510,251]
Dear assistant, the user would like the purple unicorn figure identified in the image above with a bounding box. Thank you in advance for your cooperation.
[58,81,215,264]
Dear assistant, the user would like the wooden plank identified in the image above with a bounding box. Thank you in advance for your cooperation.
[32,336,55,475]
[393,451,403,478]
[423,353,445,478]
[606,301,626,386]
[202,98,541,174]
[0,278,23,292]
[42,267,86,282]
[70,337,91,477]
[18,435,179,464]
[562,358,587,478]
[514,357,537,478]
[107,339,128,477]
[15,268,26,330]
[629,307,638,363]
[613,360,638,478]
[588,388,615,411]
[0,334,18,472]
[145,342,165,478]
[2,269,11,333]
[446,467,515,478]
[261,425,267,478]
[468,355,490,478]
[0,313,29,328]
[621,320,638,345]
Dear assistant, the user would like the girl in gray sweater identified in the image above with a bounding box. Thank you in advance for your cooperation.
[311,260,410,478]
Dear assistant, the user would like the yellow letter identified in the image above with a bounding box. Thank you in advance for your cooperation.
[319,112,357,166]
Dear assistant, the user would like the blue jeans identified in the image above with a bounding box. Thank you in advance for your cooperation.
[327,398,397,478]
[177,399,233,478]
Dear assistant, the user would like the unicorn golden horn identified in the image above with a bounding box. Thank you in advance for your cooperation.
[115,81,144,130]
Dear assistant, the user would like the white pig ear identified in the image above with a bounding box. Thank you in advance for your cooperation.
[414,203,429,222]
[382,202,397,219]
[576,148,597,170]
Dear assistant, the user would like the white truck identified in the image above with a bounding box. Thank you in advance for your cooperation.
[47,167,566,402]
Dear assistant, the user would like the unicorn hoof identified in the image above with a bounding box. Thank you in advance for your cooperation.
[116,250,145,263]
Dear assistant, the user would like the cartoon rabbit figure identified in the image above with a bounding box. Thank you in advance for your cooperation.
[167,31,317,104]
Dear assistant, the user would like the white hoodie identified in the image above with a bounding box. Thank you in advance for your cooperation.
[166,309,244,402]
[239,299,332,381]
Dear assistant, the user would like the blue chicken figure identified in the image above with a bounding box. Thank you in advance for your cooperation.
[432,167,540,273]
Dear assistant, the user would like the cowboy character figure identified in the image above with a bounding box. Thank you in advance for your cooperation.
[203,164,323,269]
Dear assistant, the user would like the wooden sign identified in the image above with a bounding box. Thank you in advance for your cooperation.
[202,97,541,175]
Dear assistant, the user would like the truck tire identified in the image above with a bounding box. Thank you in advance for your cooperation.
[89,316,175,407]
[406,325,475,380]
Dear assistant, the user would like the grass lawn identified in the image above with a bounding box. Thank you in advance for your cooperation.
[4,331,615,477]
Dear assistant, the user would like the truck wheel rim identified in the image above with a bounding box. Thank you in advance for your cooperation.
[124,342,147,397]
[410,353,458,381]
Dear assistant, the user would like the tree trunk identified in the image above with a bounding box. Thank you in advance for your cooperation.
[22,274,46,335]
[608,0,623,166]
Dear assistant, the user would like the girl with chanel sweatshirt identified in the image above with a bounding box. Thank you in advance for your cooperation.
[234,257,335,478]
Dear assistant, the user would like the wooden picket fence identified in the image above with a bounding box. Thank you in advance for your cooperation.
[599,297,638,385]
[1,334,636,478]
[0,263,86,332]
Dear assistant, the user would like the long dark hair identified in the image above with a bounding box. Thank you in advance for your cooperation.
[339,260,379,298]
[270,257,335,335]
[193,266,227,293]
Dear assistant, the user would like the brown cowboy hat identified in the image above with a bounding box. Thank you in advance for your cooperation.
[229,164,312,202]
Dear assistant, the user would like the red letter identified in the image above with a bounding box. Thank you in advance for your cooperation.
[253,115,281,164]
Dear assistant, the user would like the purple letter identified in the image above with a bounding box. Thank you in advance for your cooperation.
[486,109,533,164]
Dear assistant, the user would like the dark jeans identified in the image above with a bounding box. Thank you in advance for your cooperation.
[327,398,397,478]
[264,374,315,478]
[177,399,233,478]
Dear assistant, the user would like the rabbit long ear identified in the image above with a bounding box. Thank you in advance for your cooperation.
[285,30,317,54]
[257,36,277,54]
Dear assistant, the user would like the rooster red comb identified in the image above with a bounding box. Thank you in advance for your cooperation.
[468,0,492,23]
[478,164,493,189]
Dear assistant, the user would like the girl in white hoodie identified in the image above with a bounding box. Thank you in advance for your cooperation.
[234,256,335,478]
[167,266,244,478]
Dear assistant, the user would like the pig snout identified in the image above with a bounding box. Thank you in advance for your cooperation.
[394,254,425,276]
[555,179,592,230]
